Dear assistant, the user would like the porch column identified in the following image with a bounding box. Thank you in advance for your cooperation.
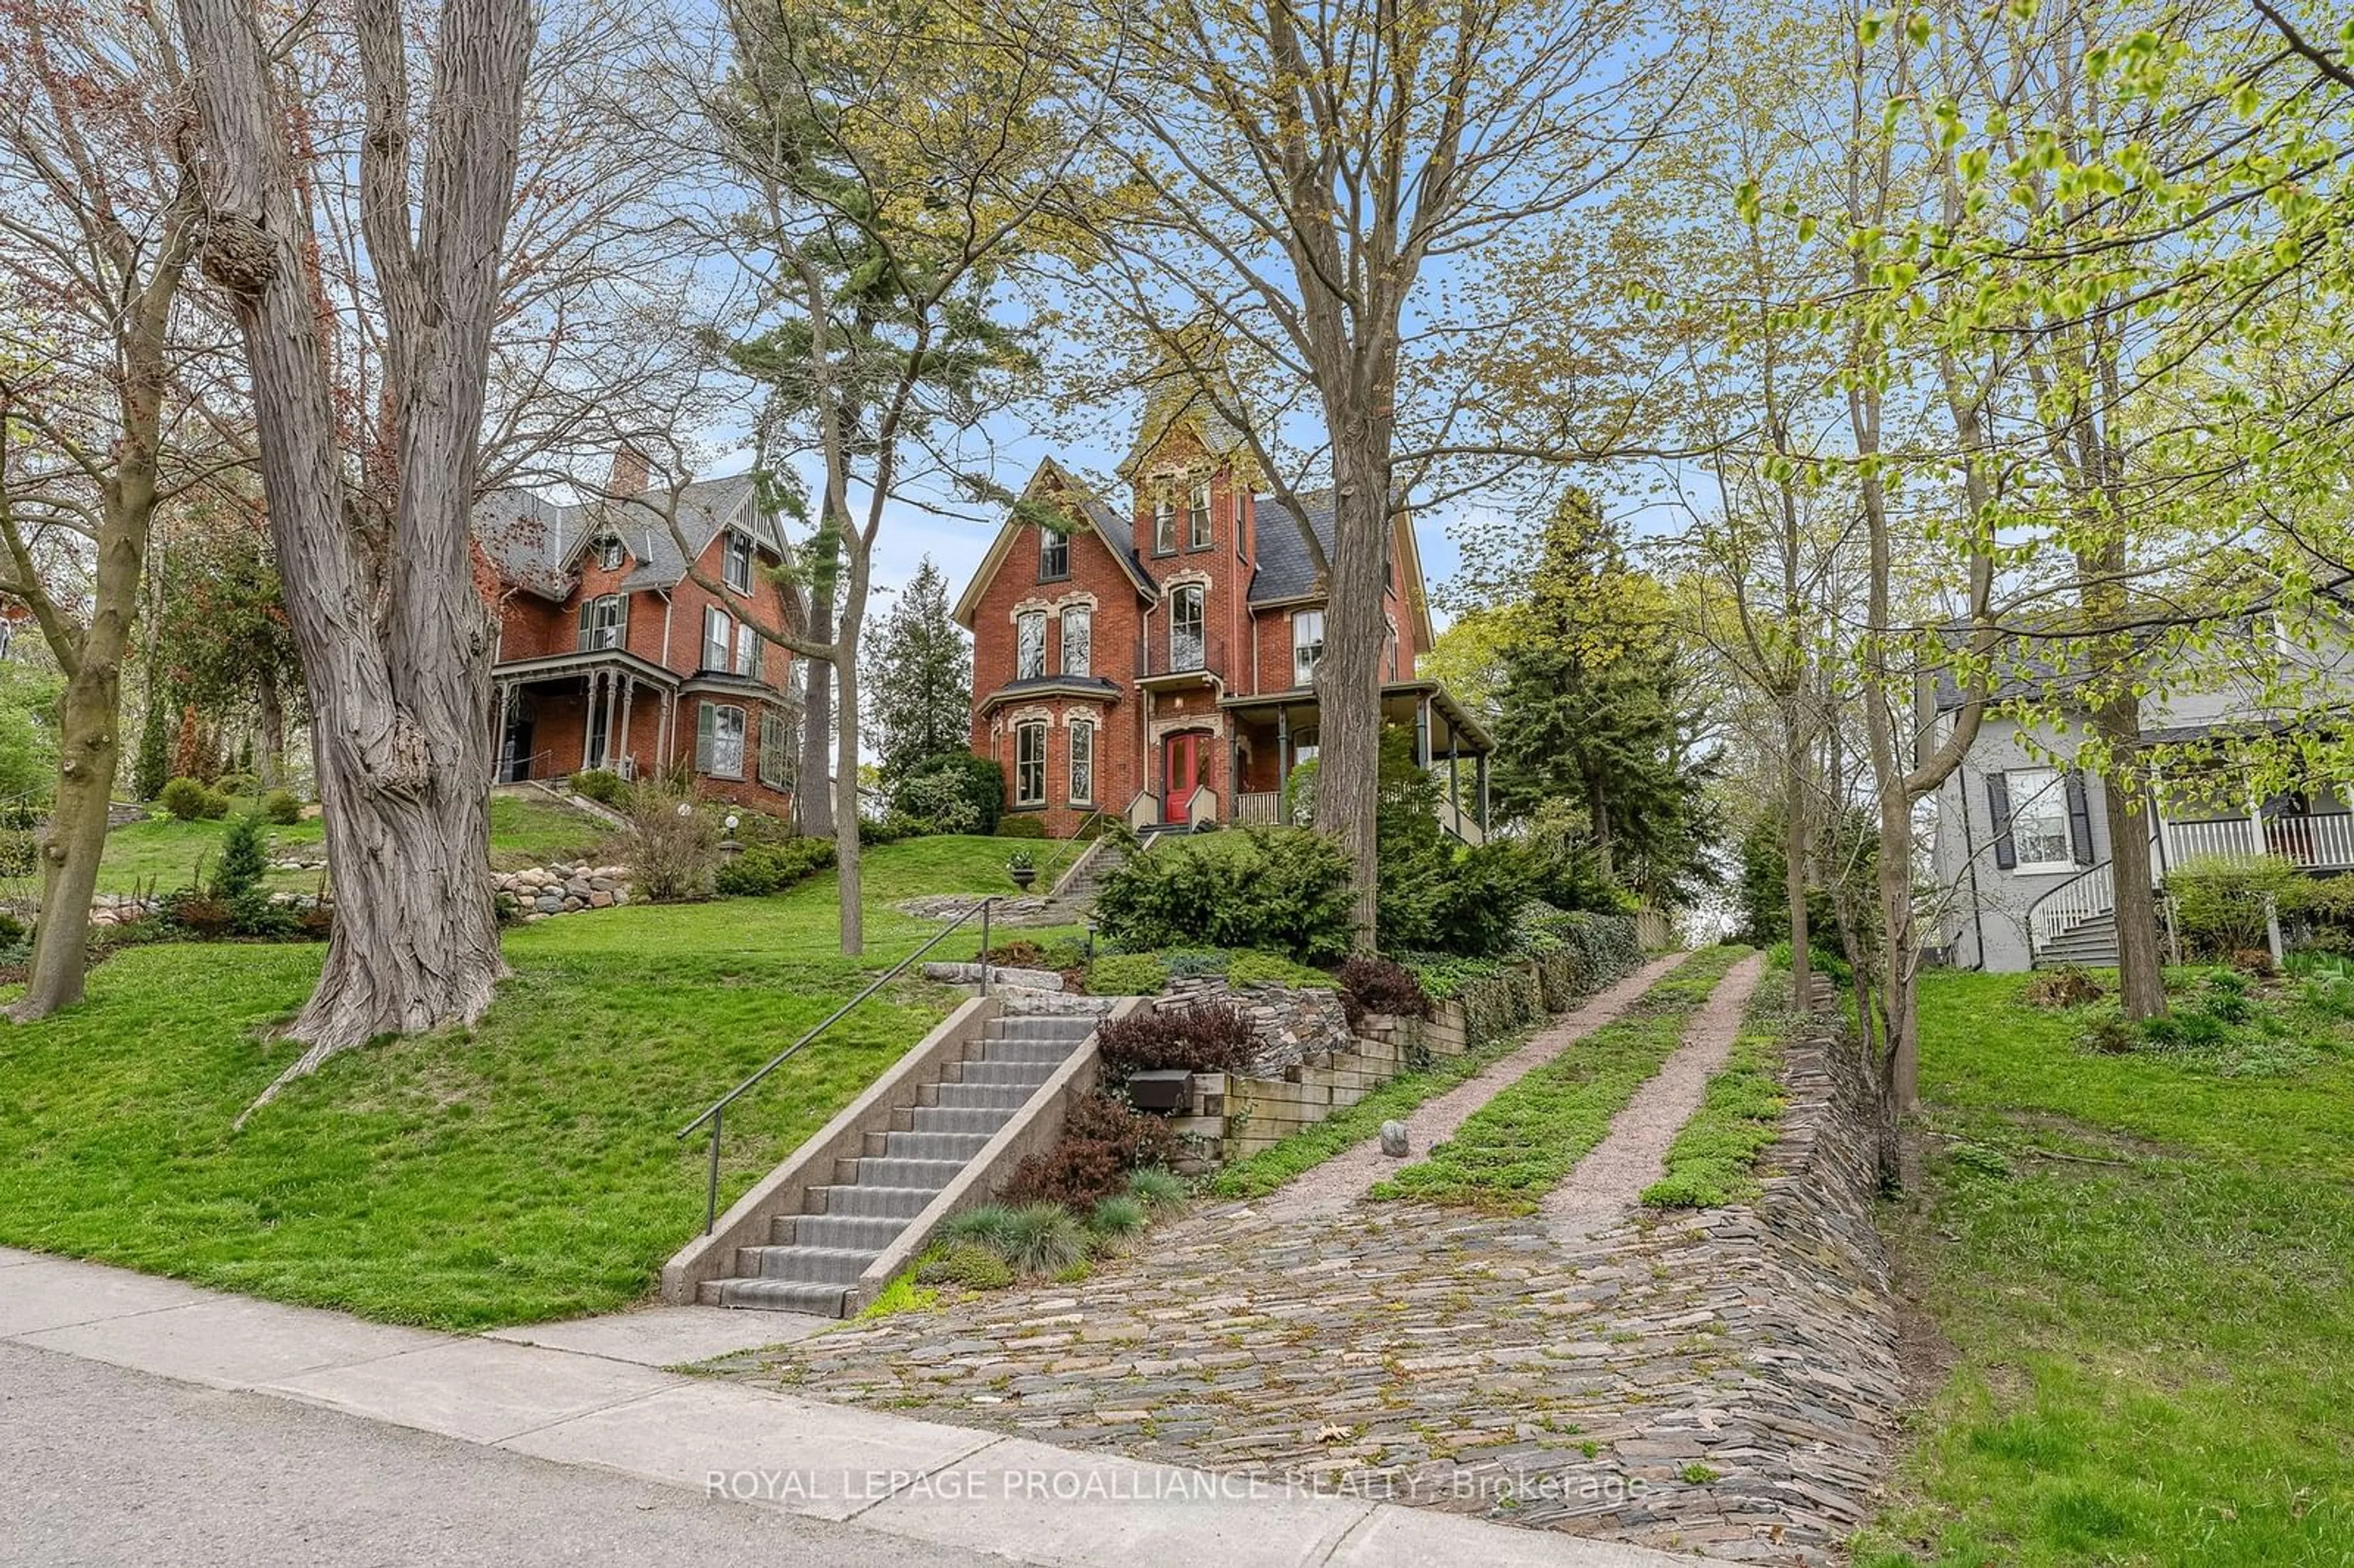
[580,670,601,769]
[1476,750,1490,831]
[1449,745,1461,829]
[618,677,637,777]
[657,690,675,775]
[604,671,623,769]
[1229,730,1243,816]
[1276,706,1292,824]
[1414,694,1431,768]
[2247,776,2265,858]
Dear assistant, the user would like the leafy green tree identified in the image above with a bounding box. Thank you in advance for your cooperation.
[1487,493,1718,910]
[860,558,972,783]
[0,664,61,806]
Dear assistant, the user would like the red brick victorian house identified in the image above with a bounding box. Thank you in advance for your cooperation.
[473,462,801,812]
[953,395,1493,838]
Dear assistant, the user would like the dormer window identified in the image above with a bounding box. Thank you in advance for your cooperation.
[1039,527,1069,581]
[595,534,624,571]
[1153,492,1176,555]
[723,531,753,593]
[1188,482,1212,549]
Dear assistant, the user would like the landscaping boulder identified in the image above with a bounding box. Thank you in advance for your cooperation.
[1381,1120,1411,1158]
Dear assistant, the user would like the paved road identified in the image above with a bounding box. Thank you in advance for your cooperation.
[0,1339,1007,1567]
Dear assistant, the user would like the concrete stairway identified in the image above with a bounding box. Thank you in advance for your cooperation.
[701,1004,1111,1316]
[2033,910,2119,969]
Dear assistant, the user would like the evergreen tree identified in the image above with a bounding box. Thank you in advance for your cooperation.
[1489,493,1718,909]
[131,688,171,801]
[859,558,973,782]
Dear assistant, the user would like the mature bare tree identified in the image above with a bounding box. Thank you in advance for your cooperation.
[0,0,206,1021]
[177,0,531,1091]
[1023,0,1687,941]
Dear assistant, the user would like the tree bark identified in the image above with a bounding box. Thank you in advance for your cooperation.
[1781,754,1812,1007]
[255,679,286,791]
[799,538,836,839]
[12,655,123,1021]
[2101,702,2167,1017]
[1317,435,1392,948]
[180,0,528,1100]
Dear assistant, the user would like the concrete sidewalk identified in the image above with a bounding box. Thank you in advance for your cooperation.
[0,1246,1702,1567]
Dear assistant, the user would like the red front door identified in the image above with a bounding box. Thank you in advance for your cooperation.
[1164,732,1202,821]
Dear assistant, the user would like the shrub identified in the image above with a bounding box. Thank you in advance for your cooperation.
[215,812,270,900]
[902,752,1004,834]
[159,777,228,821]
[1087,1195,1147,1243]
[980,939,1048,968]
[2166,853,2302,959]
[890,767,981,834]
[227,889,302,940]
[569,768,625,805]
[1094,1003,1255,1075]
[0,828,34,879]
[259,788,303,825]
[1002,1138,1128,1208]
[214,771,259,798]
[1129,1166,1189,1212]
[161,890,234,938]
[1225,950,1330,988]
[619,783,718,901]
[2024,967,2105,1008]
[939,1205,1092,1280]
[1092,826,1354,962]
[1062,1092,1185,1170]
[1084,951,1169,995]
[858,810,928,847]
[714,836,836,897]
[1335,954,1431,1025]
[916,1241,1015,1291]
[995,813,1047,839]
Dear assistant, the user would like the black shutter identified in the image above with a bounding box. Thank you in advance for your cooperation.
[576,598,592,652]
[2065,770,2095,866]
[1987,773,2017,870]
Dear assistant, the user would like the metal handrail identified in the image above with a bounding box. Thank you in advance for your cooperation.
[677,894,1001,1234]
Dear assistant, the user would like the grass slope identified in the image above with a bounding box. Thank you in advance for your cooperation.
[93,793,611,894]
[1641,957,1796,1209]
[1859,970,2354,1567]
[0,835,1029,1329]
[1369,945,1749,1211]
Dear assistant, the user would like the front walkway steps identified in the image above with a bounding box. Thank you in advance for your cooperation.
[702,1004,1113,1317]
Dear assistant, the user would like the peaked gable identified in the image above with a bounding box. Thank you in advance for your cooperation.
[953,458,1152,628]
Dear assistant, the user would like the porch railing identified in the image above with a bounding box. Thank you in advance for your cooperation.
[1235,791,1281,826]
[2029,859,2114,953]
[2171,811,2354,870]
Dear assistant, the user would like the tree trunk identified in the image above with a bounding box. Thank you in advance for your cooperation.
[799,531,836,837]
[179,0,528,1102]
[11,661,122,1021]
[832,599,865,956]
[2101,704,2167,1018]
[255,679,286,791]
[1781,757,1812,1007]
[1317,436,1392,948]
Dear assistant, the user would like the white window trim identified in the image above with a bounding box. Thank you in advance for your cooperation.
[723,531,754,593]
[1291,608,1324,688]
[703,606,733,671]
[1059,605,1092,677]
[2007,767,2076,873]
[706,702,747,780]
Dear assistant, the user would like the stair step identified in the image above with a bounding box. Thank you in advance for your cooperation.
[809,1182,939,1218]
[736,1244,880,1284]
[984,1016,1099,1041]
[772,1211,910,1250]
[953,1059,1060,1088]
[909,1103,1019,1136]
[875,1128,996,1162]
[931,1081,1036,1112]
[852,1155,969,1188]
[981,1037,1080,1066]
[707,1277,850,1315]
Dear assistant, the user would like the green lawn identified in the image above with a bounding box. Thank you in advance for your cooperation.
[1640,956,1794,1209]
[1859,970,2354,1567]
[1369,944,1749,1211]
[0,835,1034,1328]
[93,792,614,894]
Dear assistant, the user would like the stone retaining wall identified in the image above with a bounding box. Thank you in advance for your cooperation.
[495,862,632,920]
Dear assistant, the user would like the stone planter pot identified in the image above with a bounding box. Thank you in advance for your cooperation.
[1124,1068,1194,1114]
[1008,865,1037,891]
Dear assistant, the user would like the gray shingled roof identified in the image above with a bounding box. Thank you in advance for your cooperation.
[1249,490,1335,604]
[474,474,773,601]
[1078,495,1151,592]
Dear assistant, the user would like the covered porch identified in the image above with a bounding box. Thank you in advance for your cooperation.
[1215,679,1495,843]
[490,649,682,786]
[2149,726,2354,873]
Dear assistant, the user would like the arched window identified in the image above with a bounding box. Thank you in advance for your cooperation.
[1067,718,1095,805]
[1016,610,1046,680]
[1060,606,1092,677]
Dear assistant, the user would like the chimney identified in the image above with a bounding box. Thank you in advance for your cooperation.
[608,444,650,495]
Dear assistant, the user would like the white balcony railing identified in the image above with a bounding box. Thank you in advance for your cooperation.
[2169,812,2354,871]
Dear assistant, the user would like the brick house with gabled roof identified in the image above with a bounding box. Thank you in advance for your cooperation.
[473,463,801,813]
[952,397,1493,839]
